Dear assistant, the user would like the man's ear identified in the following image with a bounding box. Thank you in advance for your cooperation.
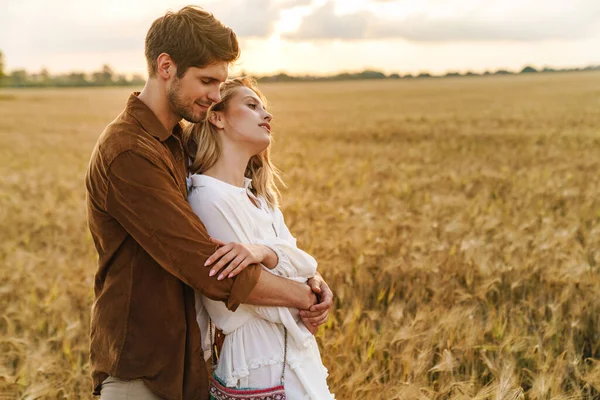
[157,53,176,80]
[209,111,225,129]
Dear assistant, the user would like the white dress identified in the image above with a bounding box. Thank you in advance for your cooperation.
[187,174,334,400]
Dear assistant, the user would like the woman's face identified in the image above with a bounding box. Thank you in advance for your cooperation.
[217,86,273,155]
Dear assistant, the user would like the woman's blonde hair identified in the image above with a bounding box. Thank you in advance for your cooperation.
[182,76,283,209]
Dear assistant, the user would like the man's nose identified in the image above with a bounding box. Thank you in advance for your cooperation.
[207,88,221,104]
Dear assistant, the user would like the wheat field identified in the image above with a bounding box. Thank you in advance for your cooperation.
[1,72,599,399]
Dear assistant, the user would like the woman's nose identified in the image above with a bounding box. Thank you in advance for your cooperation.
[263,111,273,122]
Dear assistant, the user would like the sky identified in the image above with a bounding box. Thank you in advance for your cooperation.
[1,0,600,76]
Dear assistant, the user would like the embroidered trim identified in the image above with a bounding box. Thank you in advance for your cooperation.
[210,374,286,400]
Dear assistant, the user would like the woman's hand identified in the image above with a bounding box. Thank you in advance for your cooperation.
[300,273,333,327]
[205,238,275,280]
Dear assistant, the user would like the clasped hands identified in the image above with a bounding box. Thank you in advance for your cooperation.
[205,238,333,335]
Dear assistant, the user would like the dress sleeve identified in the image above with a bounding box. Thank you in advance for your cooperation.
[188,188,315,346]
[258,207,318,280]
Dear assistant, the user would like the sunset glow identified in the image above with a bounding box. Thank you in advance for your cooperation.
[1,0,599,76]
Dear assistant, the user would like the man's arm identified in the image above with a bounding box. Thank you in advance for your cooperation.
[186,183,318,310]
[106,150,261,310]
[245,269,317,309]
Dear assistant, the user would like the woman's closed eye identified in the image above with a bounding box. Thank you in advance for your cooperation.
[247,103,257,109]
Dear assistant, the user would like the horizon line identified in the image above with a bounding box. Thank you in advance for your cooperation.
[3,62,600,80]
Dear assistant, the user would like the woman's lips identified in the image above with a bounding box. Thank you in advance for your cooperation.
[259,123,271,133]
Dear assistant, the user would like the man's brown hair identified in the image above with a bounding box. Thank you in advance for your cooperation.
[145,5,240,78]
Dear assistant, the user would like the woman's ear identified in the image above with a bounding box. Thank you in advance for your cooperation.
[208,111,225,129]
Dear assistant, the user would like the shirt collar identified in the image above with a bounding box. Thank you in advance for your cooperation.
[126,92,181,142]
[190,174,253,192]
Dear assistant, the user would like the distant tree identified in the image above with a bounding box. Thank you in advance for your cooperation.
[520,65,537,73]
[542,67,556,73]
[259,73,295,83]
[494,70,512,75]
[388,73,400,79]
[39,68,51,86]
[67,72,89,86]
[10,69,28,86]
[463,71,478,77]
[333,72,351,80]
[417,72,431,78]
[115,74,130,86]
[92,64,115,85]
[273,73,293,82]
[445,71,460,77]
[131,74,146,86]
[357,70,386,79]
[0,50,5,80]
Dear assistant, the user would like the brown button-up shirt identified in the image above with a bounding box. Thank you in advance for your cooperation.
[85,93,261,400]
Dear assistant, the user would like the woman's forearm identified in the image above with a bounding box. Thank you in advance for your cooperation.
[259,245,278,269]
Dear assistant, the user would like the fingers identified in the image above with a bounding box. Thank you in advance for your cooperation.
[208,248,238,277]
[301,317,319,335]
[217,254,247,280]
[206,242,258,279]
[306,312,329,326]
[228,259,251,278]
[307,276,323,293]
[301,309,329,325]
[309,284,333,313]
[314,314,329,326]
[299,309,325,319]
[205,243,233,266]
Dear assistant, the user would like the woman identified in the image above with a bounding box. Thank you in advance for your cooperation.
[183,77,334,399]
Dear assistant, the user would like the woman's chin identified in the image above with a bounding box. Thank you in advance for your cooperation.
[251,140,271,156]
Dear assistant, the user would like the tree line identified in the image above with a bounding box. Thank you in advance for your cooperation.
[255,65,600,83]
[0,52,145,87]
[1,50,599,88]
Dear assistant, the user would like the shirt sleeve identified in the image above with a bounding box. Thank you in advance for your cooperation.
[105,150,261,311]
[258,207,318,280]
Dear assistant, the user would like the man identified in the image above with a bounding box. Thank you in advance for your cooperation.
[85,6,333,400]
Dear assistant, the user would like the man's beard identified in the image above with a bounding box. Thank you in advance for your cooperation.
[167,77,204,123]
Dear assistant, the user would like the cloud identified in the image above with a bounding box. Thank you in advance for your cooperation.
[283,1,370,40]
[285,0,600,42]
[0,1,149,56]
[206,0,281,38]
[278,0,313,7]
[208,0,315,37]
[0,0,298,62]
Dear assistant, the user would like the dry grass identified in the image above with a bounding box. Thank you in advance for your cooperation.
[1,72,599,399]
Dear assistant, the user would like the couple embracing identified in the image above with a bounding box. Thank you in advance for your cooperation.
[85,5,335,400]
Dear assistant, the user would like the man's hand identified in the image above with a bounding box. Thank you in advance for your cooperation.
[302,319,319,335]
[205,238,275,280]
[300,273,333,329]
